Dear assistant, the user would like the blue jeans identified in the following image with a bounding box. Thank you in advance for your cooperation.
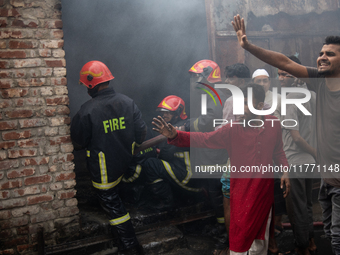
[319,179,340,254]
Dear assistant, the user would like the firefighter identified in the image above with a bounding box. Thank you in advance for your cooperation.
[143,96,201,210]
[70,61,146,255]
[187,60,229,249]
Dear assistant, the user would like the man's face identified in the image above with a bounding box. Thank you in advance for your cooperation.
[161,111,177,124]
[278,69,295,87]
[225,75,244,87]
[317,44,340,77]
[253,75,270,92]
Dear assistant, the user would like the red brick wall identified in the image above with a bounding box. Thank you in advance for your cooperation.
[0,0,79,253]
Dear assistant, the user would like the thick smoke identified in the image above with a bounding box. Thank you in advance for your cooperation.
[62,0,209,125]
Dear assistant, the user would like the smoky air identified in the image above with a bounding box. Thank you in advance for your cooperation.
[62,0,209,125]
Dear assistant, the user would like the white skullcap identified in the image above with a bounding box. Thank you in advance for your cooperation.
[252,69,270,79]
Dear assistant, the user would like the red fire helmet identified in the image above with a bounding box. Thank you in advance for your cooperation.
[188,59,222,83]
[157,95,187,120]
[79,61,114,89]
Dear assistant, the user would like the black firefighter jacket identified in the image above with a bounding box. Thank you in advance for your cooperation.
[71,87,146,190]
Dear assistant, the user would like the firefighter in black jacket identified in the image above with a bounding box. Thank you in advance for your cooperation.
[143,96,201,210]
[71,61,146,255]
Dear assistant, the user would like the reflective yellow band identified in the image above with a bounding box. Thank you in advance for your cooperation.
[193,118,199,132]
[122,165,142,183]
[98,152,108,184]
[132,142,135,155]
[217,217,225,224]
[92,175,123,190]
[110,213,131,226]
[87,150,90,157]
[152,178,163,184]
[174,152,192,185]
[161,160,200,192]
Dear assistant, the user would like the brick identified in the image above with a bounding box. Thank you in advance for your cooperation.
[43,20,62,29]
[49,117,70,126]
[0,8,20,17]
[22,157,49,166]
[14,98,23,106]
[17,244,35,253]
[58,206,79,218]
[18,78,45,87]
[38,48,51,57]
[46,96,69,106]
[52,49,65,58]
[51,199,63,209]
[45,145,59,155]
[0,230,14,240]
[10,0,25,7]
[0,151,6,160]
[49,182,62,191]
[17,225,29,235]
[0,191,10,199]
[13,186,40,198]
[5,109,33,119]
[0,79,14,89]
[60,144,74,153]
[65,198,78,207]
[3,235,28,248]
[0,198,26,210]
[9,40,38,49]
[0,180,22,190]
[12,19,38,28]
[0,172,4,180]
[54,87,68,96]
[45,59,65,67]
[44,108,56,117]
[13,58,41,68]
[40,68,52,77]
[41,40,63,49]
[8,149,37,159]
[55,172,75,182]
[0,60,10,68]
[0,17,7,27]
[0,120,17,131]
[25,97,44,106]
[62,162,75,171]
[0,249,15,254]
[40,86,53,96]
[27,194,53,205]
[51,29,63,39]
[0,99,12,108]
[56,153,74,163]
[0,210,11,220]
[51,77,67,85]
[49,136,71,146]
[0,30,26,39]
[38,165,48,174]
[0,141,15,150]
[19,118,47,128]
[0,159,19,171]
[12,205,39,217]
[44,127,58,136]
[2,130,31,140]
[24,174,51,186]
[18,138,45,148]
[0,69,26,78]
[1,88,29,98]
[64,180,76,189]
[20,7,45,19]
[7,168,35,179]
[0,40,6,48]
[53,67,66,77]
[30,210,57,223]
[57,190,76,200]
[0,50,26,58]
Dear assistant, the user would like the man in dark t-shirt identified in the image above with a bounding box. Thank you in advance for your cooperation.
[231,14,340,255]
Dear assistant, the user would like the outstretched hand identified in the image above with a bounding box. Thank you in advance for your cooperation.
[231,14,249,49]
[152,116,178,139]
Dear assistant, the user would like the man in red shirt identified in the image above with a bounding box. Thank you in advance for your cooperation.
[153,83,290,255]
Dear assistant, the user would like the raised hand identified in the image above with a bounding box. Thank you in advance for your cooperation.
[231,14,249,49]
[152,116,178,139]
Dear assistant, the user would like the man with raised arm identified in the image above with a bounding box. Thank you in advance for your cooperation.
[153,83,290,255]
[232,14,340,254]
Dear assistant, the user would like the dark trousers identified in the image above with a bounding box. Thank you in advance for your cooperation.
[95,187,139,250]
[319,179,340,254]
[286,167,314,249]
